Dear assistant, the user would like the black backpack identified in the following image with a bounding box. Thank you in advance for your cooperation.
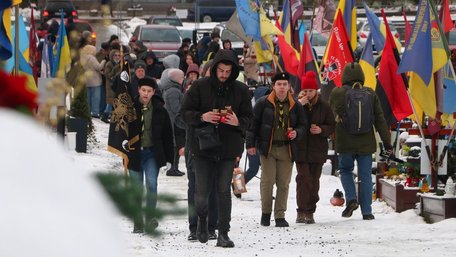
[342,82,375,134]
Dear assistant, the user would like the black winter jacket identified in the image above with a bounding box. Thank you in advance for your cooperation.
[127,95,174,171]
[246,90,308,161]
[180,49,253,159]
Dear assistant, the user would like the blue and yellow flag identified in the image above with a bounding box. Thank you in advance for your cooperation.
[52,14,71,78]
[359,33,376,90]
[363,1,401,53]
[0,1,12,60]
[5,14,30,72]
[279,0,291,43]
[235,0,261,41]
[398,0,448,118]
[253,7,283,64]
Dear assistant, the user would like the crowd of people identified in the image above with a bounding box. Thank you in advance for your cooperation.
[58,24,394,248]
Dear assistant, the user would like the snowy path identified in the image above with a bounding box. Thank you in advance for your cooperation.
[73,119,456,257]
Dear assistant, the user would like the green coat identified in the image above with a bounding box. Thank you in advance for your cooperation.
[329,84,390,154]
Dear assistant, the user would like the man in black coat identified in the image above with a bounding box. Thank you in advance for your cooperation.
[181,49,253,248]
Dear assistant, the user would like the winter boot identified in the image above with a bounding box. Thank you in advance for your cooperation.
[196,216,209,243]
[303,213,315,224]
[132,216,144,233]
[216,231,235,248]
[260,213,271,226]
[296,212,306,223]
[144,218,159,233]
[362,214,375,220]
[100,113,110,123]
[275,218,289,227]
[342,199,359,218]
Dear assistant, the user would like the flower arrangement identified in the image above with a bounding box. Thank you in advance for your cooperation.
[0,70,37,115]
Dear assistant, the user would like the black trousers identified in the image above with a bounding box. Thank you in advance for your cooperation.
[187,170,218,233]
[194,156,235,232]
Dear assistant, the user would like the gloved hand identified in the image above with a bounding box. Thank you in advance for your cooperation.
[383,143,394,156]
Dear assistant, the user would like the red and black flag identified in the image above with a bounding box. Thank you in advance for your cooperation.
[320,9,354,101]
[107,60,138,173]
[298,32,321,89]
[376,10,413,126]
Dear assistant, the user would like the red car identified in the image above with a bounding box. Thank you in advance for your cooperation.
[129,24,182,62]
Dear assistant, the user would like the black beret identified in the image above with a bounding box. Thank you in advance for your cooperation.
[138,77,157,89]
[271,72,289,83]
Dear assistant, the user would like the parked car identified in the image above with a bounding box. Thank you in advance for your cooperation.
[308,30,328,65]
[37,18,95,43]
[147,15,183,26]
[129,24,182,62]
[176,26,194,41]
[42,0,78,22]
[357,19,400,51]
[187,0,236,23]
[212,23,244,58]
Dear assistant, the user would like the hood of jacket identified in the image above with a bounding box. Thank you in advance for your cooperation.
[209,49,240,85]
[160,73,181,92]
[162,54,180,69]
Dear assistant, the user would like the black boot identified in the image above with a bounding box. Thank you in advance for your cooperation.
[216,231,235,248]
[100,113,110,123]
[196,216,208,243]
[132,215,144,233]
[342,199,359,218]
[260,213,271,226]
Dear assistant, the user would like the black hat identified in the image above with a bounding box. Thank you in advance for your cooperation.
[182,37,192,44]
[138,77,157,89]
[341,62,365,85]
[134,60,146,70]
[272,72,289,83]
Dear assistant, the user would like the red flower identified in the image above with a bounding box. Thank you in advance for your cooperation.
[0,70,38,113]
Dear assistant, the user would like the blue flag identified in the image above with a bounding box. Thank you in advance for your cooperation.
[442,61,456,113]
[397,0,432,85]
[0,0,11,11]
[235,0,261,41]
[0,9,12,60]
[363,1,385,52]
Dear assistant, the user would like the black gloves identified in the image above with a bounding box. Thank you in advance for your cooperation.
[383,143,393,155]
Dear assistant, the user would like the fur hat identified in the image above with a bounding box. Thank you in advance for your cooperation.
[301,71,319,90]
[341,62,365,85]
[272,72,289,83]
[138,77,157,89]
[134,60,146,70]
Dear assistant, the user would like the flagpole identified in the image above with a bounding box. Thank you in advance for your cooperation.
[14,4,19,76]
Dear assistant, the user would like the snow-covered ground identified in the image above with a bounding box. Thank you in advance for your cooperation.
[68,119,456,257]
[3,108,456,256]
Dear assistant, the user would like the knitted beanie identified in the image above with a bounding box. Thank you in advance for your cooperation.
[301,71,319,90]
[341,62,365,85]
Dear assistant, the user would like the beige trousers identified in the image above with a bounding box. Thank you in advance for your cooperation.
[260,145,293,219]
